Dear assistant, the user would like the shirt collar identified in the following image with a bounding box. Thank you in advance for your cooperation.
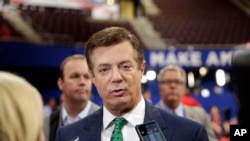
[103,97,145,129]
[62,100,91,125]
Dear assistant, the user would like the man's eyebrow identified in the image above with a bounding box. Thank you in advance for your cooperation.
[98,60,132,66]
[97,63,110,67]
[119,60,132,64]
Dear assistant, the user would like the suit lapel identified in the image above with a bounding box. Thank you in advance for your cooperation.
[73,101,179,140]
[144,100,176,140]
[76,108,103,141]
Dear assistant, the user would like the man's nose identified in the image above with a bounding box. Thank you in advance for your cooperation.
[169,82,178,88]
[111,67,123,83]
[79,77,87,85]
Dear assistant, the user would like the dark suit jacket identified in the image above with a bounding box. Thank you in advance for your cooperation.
[55,100,209,141]
[44,102,100,141]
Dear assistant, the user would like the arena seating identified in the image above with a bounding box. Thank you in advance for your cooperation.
[0,11,24,41]
[147,0,250,45]
[1,0,250,47]
[15,4,138,46]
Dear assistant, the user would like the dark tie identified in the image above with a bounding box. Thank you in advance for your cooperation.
[110,117,127,141]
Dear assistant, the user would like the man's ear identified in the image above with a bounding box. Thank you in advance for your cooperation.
[57,78,63,90]
[141,60,146,74]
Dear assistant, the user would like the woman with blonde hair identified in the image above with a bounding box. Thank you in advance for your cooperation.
[0,71,45,141]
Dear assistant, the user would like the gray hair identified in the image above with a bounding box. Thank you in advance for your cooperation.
[157,65,186,84]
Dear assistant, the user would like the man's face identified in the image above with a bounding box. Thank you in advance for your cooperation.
[90,41,145,114]
[158,70,185,107]
[58,59,92,103]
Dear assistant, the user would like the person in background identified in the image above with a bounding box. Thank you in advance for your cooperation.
[210,105,232,141]
[43,97,57,117]
[44,54,100,141]
[0,71,45,141]
[155,65,218,141]
[55,26,208,141]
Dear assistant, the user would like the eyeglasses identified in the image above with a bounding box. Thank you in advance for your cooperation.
[159,80,184,85]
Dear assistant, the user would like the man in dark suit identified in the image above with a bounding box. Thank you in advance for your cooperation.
[55,27,209,141]
[44,54,100,141]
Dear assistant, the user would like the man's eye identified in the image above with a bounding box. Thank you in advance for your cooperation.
[84,75,90,80]
[100,69,105,72]
[121,65,131,69]
[99,68,108,73]
[71,74,79,79]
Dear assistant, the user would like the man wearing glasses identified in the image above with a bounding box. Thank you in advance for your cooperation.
[155,65,218,141]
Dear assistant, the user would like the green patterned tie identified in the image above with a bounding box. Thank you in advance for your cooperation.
[110,117,127,141]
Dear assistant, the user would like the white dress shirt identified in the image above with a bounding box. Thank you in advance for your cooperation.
[101,97,145,141]
[61,100,91,126]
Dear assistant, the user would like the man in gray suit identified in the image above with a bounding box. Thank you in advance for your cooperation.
[155,65,218,141]
[44,54,100,141]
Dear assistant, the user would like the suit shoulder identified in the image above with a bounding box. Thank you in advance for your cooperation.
[185,105,206,111]
[59,108,102,131]
[158,107,204,128]
[184,105,208,116]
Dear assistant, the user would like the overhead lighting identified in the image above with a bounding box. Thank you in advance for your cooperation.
[216,69,226,86]
[187,71,195,88]
[201,88,210,98]
[146,70,156,81]
[199,67,208,77]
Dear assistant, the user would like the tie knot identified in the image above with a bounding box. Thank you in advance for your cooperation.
[114,117,126,129]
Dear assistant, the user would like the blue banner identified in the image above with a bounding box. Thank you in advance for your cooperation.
[144,48,233,70]
[0,41,84,68]
[0,41,234,70]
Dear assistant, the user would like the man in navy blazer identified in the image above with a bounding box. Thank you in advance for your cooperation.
[56,100,209,141]
[55,27,209,141]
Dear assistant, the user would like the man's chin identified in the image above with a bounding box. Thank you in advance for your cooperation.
[166,97,179,103]
[74,97,88,102]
